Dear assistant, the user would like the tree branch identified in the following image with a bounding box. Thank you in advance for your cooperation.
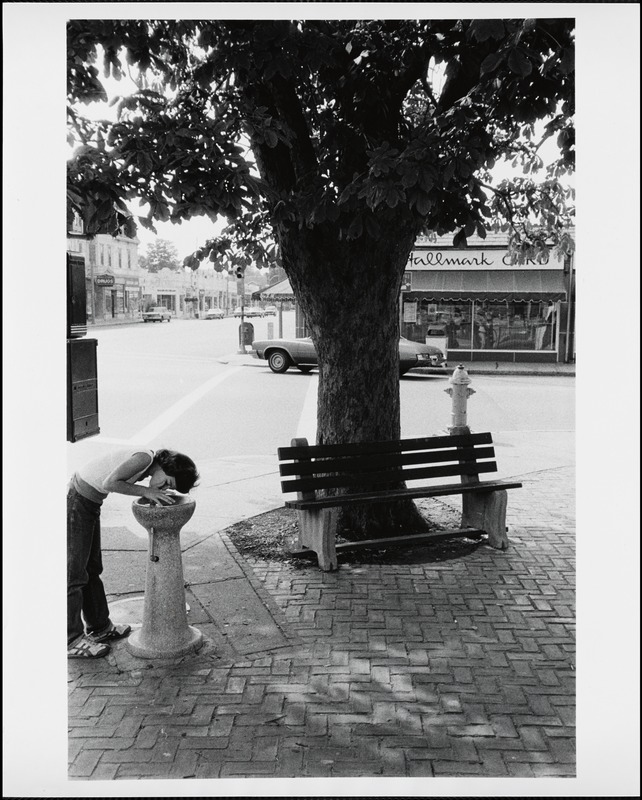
[478,179,516,227]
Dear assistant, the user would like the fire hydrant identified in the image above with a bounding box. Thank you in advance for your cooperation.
[126,495,203,659]
[444,364,476,434]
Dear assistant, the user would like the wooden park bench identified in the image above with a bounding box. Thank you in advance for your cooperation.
[277,432,522,571]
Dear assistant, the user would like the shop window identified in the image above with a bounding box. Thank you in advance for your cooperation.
[401,299,556,351]
[157,294,176,312]
[475,302,555,351]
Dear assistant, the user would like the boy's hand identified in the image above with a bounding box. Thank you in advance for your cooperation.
[143,488,175,506]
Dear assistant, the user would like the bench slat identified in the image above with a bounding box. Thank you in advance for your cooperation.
[277,431,492,461]
[281,460,498,494]
[284,479,523,509]
[279,445,496,477]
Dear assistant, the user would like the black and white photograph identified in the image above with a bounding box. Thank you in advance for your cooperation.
[3,2,640,797]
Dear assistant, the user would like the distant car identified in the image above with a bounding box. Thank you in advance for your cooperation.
[205,308,225,320]
[142,306,172,323]
[264,305,277,316]
[251,336,447,375]
[233,306,263,317]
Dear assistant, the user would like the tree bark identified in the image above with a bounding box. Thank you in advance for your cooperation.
[277,217,431,539]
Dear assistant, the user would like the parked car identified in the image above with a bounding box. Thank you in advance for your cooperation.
[264,305,277,316]
[142,306,172,323]
[251,336,447,375]
[233,306,264,318]
[205,308,225,320]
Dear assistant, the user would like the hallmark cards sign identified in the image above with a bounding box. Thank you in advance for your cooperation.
[406,248,564,271]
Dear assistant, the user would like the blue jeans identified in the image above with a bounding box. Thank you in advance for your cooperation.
[67,487,110,644]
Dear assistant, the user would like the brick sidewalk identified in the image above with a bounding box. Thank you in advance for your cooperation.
[68,465,575,780]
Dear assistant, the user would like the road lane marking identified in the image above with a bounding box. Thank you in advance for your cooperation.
[295,374,318,443]
[128,366,243,444]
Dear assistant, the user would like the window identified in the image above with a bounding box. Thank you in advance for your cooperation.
[402,299,557,351]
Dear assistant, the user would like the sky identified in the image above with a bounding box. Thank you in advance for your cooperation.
[3,4,641,798]
[134,208,224,259]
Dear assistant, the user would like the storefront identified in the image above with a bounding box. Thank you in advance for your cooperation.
[401,236,573,363]
[156,290,178,313]
[93,272,115,319]
[92,273,141,320]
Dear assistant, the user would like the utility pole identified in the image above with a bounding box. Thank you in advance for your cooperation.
[237,274,246,353]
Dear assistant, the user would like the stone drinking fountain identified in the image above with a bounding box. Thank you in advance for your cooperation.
[126,494,204,659]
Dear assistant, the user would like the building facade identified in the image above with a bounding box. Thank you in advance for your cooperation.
[67,213,142,323]
[67,213,238,321]
[259,230,576,363]
[140,265,237,317]
[401,231,575,363]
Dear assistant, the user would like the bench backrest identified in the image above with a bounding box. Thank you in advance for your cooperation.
[278,432,498,495]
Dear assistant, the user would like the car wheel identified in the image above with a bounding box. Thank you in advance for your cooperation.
[297,365,313,373]
[268,350,291,373]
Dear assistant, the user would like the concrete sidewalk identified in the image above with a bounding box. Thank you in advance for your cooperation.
[67,455,577,782]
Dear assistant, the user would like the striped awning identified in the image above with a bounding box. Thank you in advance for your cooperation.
[257,277,294,301]
[408,269,567,302]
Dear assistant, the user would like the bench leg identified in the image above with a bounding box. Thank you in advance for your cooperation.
[462,490,509,550]
[297,508,338,571]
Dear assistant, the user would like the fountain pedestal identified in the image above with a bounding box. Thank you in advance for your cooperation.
[126,496,203,659]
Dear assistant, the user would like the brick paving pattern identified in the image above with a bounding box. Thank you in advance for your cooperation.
[68,465,575,779]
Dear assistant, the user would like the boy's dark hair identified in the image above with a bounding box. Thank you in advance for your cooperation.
[155,450,200,494]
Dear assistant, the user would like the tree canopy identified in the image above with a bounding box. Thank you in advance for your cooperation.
[67,18,575,264]
[138,238,181,272]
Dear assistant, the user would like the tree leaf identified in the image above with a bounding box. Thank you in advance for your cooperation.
[480,51,504,76]
[452,229,467,248]
[469,19,506,43]
[414,191,432,216]
[508,47,532,78]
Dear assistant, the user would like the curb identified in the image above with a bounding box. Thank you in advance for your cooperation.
[414,366,576,377]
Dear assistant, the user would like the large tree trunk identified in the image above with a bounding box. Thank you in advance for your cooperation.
[277,218,430,539]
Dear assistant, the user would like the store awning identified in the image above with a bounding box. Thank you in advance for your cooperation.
[409,269,566,302]
[256,277,294,301]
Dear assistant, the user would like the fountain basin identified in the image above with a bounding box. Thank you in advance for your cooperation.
[131,494,195,532]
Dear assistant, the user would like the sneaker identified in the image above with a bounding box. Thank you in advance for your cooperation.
[68,634,110,659]
[89,622,132,644]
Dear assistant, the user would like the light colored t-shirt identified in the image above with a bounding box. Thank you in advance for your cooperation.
[76,448,154,498]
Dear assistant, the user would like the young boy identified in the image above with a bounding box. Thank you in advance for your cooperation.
[67,448,199,658]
